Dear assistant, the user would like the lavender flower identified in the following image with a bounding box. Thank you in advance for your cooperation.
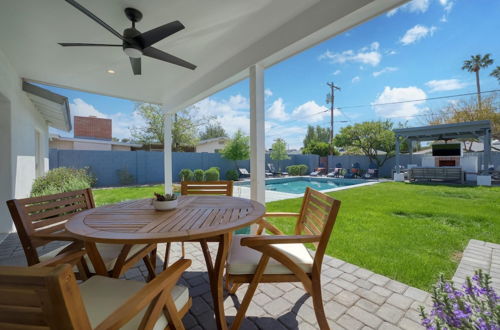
[420,270,499,330]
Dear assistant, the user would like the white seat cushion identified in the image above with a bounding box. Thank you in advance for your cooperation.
[227,235,313,275]
[79,275,189,330]
[40,243,148,273]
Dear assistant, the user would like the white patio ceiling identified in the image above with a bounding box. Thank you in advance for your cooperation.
[0,0,407,111]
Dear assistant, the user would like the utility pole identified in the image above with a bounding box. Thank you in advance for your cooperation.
[326,82,341,155]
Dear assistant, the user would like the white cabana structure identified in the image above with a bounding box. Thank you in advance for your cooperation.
[0,0,408,232]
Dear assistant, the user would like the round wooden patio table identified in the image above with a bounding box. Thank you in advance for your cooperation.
[66,195,266,330]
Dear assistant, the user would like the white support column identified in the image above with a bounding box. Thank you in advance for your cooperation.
[163,109,173,194]
[250,64,265,204]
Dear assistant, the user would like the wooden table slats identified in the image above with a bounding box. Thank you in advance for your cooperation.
[65,196,265,244]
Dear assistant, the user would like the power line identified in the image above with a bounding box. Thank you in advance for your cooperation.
[336,89,500,110]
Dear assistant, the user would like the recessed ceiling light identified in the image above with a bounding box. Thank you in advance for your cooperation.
[107,69,116,74]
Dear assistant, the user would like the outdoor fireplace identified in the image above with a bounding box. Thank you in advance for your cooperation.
[439,159,456,167]
[436,157,460,167]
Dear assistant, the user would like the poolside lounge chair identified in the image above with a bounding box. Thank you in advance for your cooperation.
[327,163,343,178]
[344,163,361,178]
[238,168,251,178]
[363,163,379,179]
[310,167,327,176]
[267,163,288,176]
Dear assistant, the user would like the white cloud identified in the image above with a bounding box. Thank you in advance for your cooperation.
[425,79,467,92]
[400,25,436,45]
[387,0,430,16]
[70,98,106,118]
[351,76,361,83]
[333,70,341,76]
[386,50,397,56]
[372,86,427,119]
[319,42,382,67]
[265,123,306,149]
[265,89,273,97]
[267,98,289,121]
[193,96,250,136]
[439,0,454,12]
[373,67,398,77]
[290,101,341,124]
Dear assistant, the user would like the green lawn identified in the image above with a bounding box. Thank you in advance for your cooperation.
[93,182,500,290]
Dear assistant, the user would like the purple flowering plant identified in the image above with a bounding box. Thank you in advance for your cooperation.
[420,269,499,330]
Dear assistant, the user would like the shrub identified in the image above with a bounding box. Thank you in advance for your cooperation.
[297,164,308,175]
[116,168,135,185]
[179,169,194,181]
[208,166,220,174]
[31,167,96,197]
[204,168,220,181]
[286,165,299,176]
[226,169,239,181]
[193,169,204,182]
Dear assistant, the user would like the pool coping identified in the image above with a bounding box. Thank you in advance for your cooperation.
[234,177,380,202]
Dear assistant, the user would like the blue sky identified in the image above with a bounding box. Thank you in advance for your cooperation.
[47,0,500,149]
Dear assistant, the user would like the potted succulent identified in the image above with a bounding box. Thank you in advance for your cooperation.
[152,192,178,211]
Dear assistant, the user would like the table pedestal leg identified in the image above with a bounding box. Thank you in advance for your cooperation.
[200,234,229,330]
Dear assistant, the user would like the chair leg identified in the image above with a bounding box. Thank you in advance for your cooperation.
[163,242,171,271]
[143,256,156,281]
[311,276,329,329]
[230,255,270,330]
[150,247,157,270]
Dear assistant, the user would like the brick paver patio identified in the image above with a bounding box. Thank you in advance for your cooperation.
[0,233,433,329]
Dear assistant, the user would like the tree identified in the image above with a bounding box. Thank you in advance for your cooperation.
[270,138,290,172]
[199,122,228,140]
[462,54,494,107]
[491,66,500,84]
[221,130,250,169]
[302,141,332,157]
[426,94,500,150]
[334,120,396,167]
[130,104,209,151]
[303,125,331,147]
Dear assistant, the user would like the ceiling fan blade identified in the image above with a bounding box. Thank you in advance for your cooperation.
[135,21,185,48]
[143,47,196,70]
[59,43,122,47]
[130,57,141,75]
[65,0,125,41]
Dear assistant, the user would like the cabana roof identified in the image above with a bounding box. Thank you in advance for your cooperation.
[393,120,492,141]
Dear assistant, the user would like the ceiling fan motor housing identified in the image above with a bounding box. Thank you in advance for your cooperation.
[123,27,142,58]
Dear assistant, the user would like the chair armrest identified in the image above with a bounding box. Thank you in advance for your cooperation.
[256,219,285,235]
[31,249,87,268]
[264,212,300,218]
[240,235,320,247]
[95,258,192,330]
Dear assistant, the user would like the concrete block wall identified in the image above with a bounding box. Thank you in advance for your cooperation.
[49,150,320,187]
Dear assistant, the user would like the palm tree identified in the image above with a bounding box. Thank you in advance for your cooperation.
[491,66,500,83]
[462,54,494,108]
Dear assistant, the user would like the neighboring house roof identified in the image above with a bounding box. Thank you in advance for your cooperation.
[49,134,143,148]
[196,137,229,146]
[23,81,71,132]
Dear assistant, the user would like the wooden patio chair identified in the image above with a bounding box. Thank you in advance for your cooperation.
[164,181,233,270]
[0,250,192,330]
[6,188,157,279]
[225,187,341,329]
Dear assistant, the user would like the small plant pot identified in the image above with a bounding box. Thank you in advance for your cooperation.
[153,199,178,211]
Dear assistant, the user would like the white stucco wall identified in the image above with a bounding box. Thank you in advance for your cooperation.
[0,48,49,233]
[196,140,227,153]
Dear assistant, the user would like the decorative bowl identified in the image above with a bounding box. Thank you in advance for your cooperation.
[153,199,178,211]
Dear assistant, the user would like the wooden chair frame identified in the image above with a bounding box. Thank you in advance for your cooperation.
[163,181,233,270]
[0,250,192,330]
[6,188,157,279]
[225,187,341,329]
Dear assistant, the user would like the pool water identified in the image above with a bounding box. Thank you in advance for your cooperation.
[236,177,365,194]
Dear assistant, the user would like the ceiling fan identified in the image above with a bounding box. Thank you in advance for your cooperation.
[59,0,196,75]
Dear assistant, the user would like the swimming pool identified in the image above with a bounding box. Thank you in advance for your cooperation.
[235,177,366,194]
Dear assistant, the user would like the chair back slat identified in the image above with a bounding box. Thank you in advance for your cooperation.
[296,188,341,255]
[181,181,233,196]
[6,189,94,265]
[0,265,91,329]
